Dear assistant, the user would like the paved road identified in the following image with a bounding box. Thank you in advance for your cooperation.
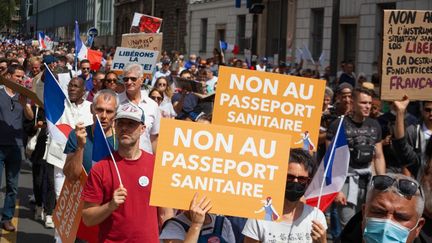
[0,160,54,243]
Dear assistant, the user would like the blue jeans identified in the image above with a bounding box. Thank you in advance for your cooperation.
[0,145,23,221]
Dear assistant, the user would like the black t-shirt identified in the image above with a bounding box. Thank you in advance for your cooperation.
[327,116,382,169]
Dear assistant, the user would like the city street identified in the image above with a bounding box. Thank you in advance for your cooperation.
[0,161,54,243]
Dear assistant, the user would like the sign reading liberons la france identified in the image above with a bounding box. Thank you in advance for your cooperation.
[381,10,432,100]
[112,47,159,74]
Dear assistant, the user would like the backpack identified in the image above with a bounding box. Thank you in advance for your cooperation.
[162,215,228,243]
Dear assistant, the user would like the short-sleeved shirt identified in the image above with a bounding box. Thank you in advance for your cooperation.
[118,91,160,154]
[63,125,118,174]
[171,93,199,119]
[0,89,25,146]
[81,150,158,243]
[160,213,235,242]
[327,116,382,168]
[242,205,327,243]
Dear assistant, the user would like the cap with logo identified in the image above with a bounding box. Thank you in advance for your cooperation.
[115,103,145,124]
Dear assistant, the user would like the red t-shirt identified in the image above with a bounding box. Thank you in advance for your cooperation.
[81,150,159,243]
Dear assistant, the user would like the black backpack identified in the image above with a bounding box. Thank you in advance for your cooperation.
[162,215,228,243]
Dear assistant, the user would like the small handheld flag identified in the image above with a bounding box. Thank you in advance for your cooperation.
[305,116,350,212]
[93,115,123,186]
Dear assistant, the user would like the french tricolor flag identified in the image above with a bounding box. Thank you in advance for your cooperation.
[92,115,114,166]
[75,21,103,71]
[219,40,239,54]
[38,32,47,49]
[305,117,349,211]
[44,64,73,144]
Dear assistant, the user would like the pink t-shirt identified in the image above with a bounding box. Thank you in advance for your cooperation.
[81,150,159,243]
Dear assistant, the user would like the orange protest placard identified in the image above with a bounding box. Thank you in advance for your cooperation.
[150,119,291,220]
[53,169,87,243]
[212,66,326,152]
[381,10,432,101]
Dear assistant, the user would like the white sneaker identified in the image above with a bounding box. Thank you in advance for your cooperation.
[34,206,43,221]
[45,215,55,228]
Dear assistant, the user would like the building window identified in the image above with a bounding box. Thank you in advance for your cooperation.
[200,18,208,53]
[236,15,246,54]
[311,8,324,61]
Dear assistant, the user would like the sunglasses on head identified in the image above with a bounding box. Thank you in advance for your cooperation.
[122,77,138,82]
[287,174,310,185]
[372,175,422,197]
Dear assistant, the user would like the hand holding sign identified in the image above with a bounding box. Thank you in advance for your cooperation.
[150,119,291,220]
[189,193,212,226]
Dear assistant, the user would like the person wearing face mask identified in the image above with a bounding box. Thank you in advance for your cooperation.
[361,173,425,243]
[242,149,328,243]
[417,165,432,243]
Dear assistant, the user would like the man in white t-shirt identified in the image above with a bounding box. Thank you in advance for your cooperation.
[242,149,327,243]
[118,64,160,154]
[255,57,267,72]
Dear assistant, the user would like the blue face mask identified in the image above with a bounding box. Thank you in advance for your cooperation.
[363,217,417,243]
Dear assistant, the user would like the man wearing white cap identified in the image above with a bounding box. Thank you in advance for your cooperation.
[81,102,159,242]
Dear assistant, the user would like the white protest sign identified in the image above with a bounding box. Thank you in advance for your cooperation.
[112,47,159,74]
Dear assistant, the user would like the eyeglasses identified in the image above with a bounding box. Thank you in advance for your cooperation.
[372,175,422,197]
[424,108,432,113]
[122,77,138,82]
[81,67,90,70]
[10,99,14,111]
[105,79,117,84]
[157,83,167,87]
[287,174,310,185]
[150,96,163,102]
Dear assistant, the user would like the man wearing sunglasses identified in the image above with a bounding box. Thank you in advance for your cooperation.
[362,174,425,243]
[327,87,386,228]
[340,173,425,242]
[79,59,93,91]
[118,64,160,155]
[393,97,432,179]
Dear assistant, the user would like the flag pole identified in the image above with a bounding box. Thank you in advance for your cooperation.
[96,115,123,187]
[43,63,72,107]
[315,115,344,217]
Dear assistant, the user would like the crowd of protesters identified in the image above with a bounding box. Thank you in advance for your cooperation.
[0,40,430,243]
